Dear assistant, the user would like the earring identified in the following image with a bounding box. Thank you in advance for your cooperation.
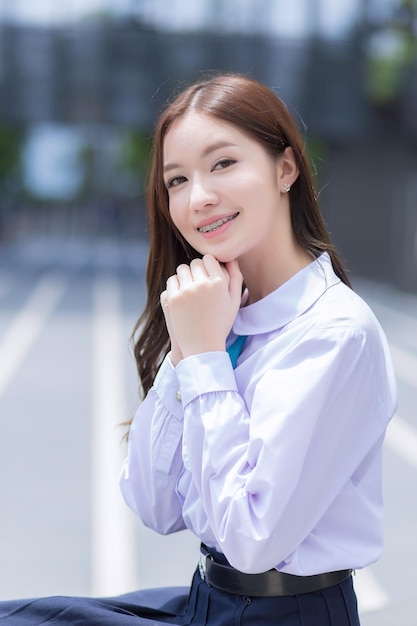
[283,183,291,193]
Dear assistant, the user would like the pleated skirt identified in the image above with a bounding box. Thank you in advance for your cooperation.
[0,568,360,625]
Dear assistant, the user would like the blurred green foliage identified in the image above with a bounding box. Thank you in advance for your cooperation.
[119,129,152,185]
[366,0,417,106]
[0,126,25,184]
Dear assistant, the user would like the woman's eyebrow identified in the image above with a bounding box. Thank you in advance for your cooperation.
[201,140,237,158]
[163,141,237,173]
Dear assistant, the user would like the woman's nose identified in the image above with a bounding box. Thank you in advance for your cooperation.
[189,180,219,210]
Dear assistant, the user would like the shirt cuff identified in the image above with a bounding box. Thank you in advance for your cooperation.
[153,355,183,420]
[176,352,238,406]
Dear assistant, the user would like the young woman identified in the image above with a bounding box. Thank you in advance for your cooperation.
[0,74,397,625]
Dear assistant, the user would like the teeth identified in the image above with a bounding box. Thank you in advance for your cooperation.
[198,214,237,233]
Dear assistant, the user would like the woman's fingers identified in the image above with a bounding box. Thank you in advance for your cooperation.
[169,256,240,294]
[201,254,226,280]
[225,259,243,298]
[175,263,194,286]
[165,273,180,296]
[176,256,223,286]
[172,256,231,287]
[189,258,209,283]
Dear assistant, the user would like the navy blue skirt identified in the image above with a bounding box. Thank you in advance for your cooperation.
[0,568,360,625]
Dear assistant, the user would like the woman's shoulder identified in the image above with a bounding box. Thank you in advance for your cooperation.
[279,281,391,376]
[312,280,384,338]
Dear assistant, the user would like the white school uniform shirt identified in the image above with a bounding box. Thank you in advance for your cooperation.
[120,253,397,576]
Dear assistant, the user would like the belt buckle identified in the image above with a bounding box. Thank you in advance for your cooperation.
[198,553,206,580]
[198,552,213,582]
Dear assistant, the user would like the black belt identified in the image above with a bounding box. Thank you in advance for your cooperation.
[199,547,352,597]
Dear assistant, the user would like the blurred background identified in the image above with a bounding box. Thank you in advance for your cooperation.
[0,1,416,625]
[0,0,416,287]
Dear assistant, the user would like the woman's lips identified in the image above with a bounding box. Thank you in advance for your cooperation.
[197,213,239,233]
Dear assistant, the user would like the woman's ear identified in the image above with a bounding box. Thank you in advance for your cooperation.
[278,147,299,193]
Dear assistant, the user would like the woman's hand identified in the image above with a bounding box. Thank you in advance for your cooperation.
[160,254,243,361]
[160,289,183,366]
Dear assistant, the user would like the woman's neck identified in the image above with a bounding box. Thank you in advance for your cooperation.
[239,242,312,305]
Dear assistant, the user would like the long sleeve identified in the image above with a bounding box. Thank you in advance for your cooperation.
[120,356,187,534]
[176,320,396,574]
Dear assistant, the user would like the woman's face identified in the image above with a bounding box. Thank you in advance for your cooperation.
[163,112,292,266]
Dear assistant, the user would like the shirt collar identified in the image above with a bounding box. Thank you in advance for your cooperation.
[233,253,341,336]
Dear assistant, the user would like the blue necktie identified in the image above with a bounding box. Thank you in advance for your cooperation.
[226,335,248,369]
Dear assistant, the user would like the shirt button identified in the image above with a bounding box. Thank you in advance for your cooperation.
[175,390,182,402]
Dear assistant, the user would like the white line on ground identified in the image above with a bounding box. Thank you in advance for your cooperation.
[354,568,390,614]
[0,271,13,299]
[91,275,139,597]
[0,273,67,399]
[385,414,417,471]
[389,343,417,389]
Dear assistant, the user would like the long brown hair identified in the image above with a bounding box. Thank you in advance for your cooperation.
[132,73,351,397]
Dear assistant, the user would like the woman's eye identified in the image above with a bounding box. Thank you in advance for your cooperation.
[166,175,187,189]
[213,159,236,171]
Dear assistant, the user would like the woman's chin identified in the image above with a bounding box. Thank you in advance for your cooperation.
[192,242,238,265]
[209,251,237,264]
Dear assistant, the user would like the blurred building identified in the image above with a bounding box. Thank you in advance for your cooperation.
[0,3,416,290]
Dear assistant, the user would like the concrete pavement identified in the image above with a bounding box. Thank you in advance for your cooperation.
[0,235,415,624]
